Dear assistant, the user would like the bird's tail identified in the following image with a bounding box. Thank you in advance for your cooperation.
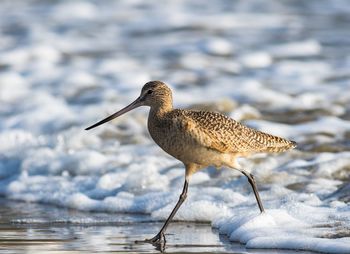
[264,139,297,153]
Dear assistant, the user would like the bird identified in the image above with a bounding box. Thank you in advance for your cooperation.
[85,80,297,244]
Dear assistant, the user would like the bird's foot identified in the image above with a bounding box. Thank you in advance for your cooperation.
[145,232,166,244]
[134,232,166,252]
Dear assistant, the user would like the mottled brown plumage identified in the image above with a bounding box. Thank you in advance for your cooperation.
[86,80,297,246]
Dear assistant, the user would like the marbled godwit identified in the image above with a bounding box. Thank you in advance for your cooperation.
[85,81,296,244]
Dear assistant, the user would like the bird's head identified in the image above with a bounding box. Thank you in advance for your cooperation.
[85,80,173,130]
[139,81,172,107]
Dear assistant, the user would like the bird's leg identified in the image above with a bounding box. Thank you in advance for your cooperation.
[145,178,189,243]
[239,169,265,213]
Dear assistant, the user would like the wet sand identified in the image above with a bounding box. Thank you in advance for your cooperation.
[0,198,318,254]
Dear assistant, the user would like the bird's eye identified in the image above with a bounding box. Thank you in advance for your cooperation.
[147,90,153,94]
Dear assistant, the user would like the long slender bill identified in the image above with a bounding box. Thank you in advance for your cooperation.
[85,97,142,130]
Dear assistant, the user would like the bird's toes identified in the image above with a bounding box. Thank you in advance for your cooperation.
[145,232,166,244]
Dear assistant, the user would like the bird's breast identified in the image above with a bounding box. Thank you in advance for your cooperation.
[147,117,187,158]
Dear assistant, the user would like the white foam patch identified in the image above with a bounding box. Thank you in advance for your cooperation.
[0,72,28,102]
[239,52,273,68]
[52,1,98,20]
[199,38,234,56]
[214,209,350,253]
[268,40,322,58]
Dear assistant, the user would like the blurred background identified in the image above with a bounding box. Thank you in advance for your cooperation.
[0,0,349,253]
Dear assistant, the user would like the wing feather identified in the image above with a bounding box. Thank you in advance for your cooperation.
[173,110,295,154]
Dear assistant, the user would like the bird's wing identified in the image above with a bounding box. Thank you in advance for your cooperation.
[170,110,242,153]
[175,110,293,154]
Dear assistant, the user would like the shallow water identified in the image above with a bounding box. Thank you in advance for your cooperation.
[0,198,318,254]
[0,0,350,253]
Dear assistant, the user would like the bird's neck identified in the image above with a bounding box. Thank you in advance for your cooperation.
[149,99,173,118]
